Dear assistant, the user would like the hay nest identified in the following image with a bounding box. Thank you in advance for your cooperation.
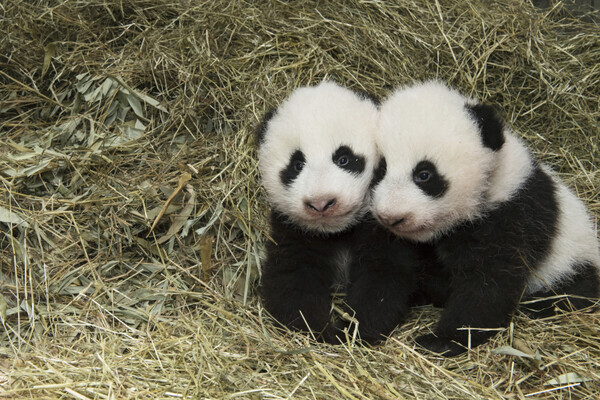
[1,0,599,398]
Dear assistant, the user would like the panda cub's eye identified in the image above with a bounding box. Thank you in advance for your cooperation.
[414,170,432,183]
[294,161,305,172]
[336,155,349,167]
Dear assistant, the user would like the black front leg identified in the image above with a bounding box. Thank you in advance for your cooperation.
[346,271,413,345]
[416,265,525,356]
[260,251,340,343]
[410,245,451,307]
[346,236,417,345]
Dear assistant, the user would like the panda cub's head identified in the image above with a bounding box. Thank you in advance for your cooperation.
[372,81,518,242]
[258,81,379,234]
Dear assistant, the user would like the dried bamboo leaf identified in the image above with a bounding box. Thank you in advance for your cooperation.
[545,372,593,386]
[148,172,192,234]
[156,185,196,244]
[41,42,56,78]
[200,235,214,282]
[0,206,29,228]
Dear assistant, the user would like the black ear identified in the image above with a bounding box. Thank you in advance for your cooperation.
[466,104,505,151]
[256,108,277,144]
[355,90,380,106]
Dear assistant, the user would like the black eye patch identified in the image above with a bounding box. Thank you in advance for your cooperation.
[332,145,365,175]
[370,157,387,188]
[280,150,306,186]
[412,160,448,198]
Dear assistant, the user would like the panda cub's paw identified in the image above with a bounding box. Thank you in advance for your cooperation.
[415,333,468,357]
[318,318,353,345]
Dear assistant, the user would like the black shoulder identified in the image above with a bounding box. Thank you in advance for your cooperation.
[443,164,558,267]
[256,108,277,144]
[466,103,505,151]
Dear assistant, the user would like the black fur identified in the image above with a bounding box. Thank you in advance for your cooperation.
[332,145,365,175]
[412,160,449,198]
[355,90,380,106]
[523,262,600,318]
[466,104,505,151]
[256,108,276,144]
[370,157,387,189]
[409,243,451,307]
[279,150,306,186]
[416,165,561,356]
[260,211,418,344]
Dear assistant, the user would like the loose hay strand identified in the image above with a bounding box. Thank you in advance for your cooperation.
[1,0,599,399]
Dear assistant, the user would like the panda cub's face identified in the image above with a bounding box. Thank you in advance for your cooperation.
[258,81,379,233]
[372,81,504,242]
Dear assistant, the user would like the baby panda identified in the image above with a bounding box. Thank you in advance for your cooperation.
[372,81,600,356]
[257,81,418,344]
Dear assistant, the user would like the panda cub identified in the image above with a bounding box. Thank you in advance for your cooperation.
[257,81,418,344]
[372,81,600,356]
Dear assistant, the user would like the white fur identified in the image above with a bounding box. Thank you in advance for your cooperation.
[485,132,533,204]
[372,80,600,289]
[259,81,379,233]
[333,247,352,291]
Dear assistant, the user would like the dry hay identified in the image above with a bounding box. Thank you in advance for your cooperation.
[1,0,599,399]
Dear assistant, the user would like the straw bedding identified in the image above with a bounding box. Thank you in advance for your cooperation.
[1,0,599,398]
